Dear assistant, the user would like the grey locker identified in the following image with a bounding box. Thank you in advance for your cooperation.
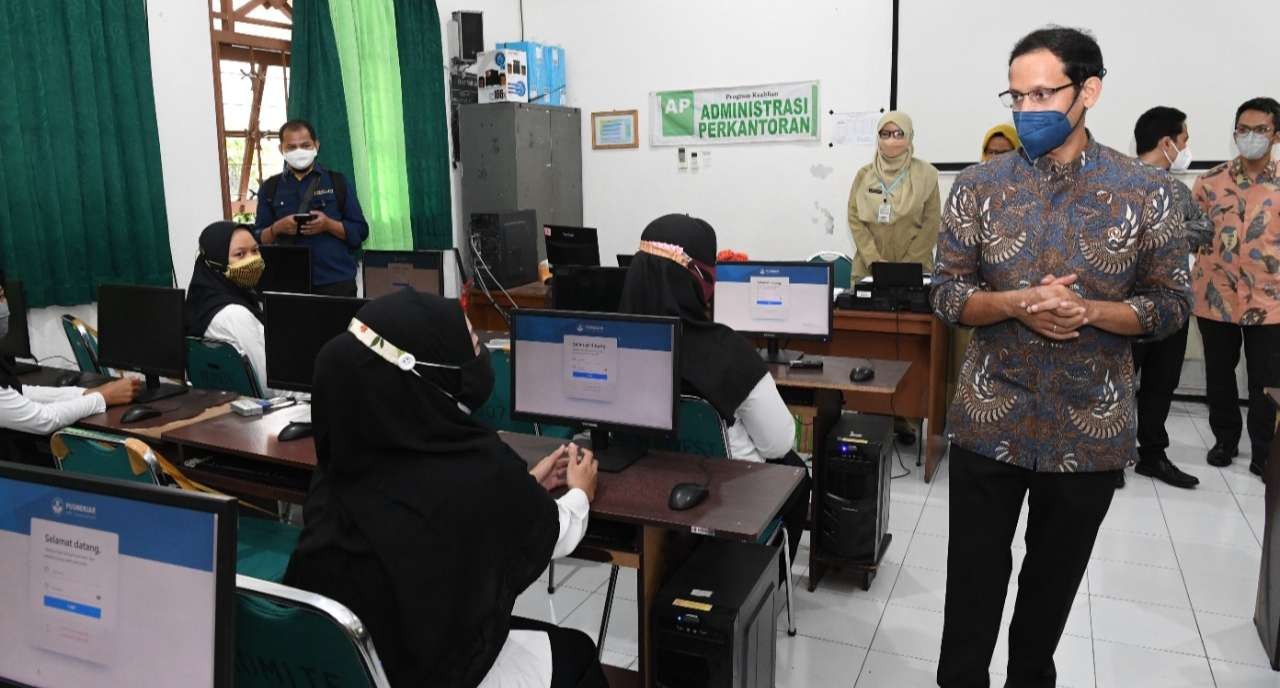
[459,103,583,267]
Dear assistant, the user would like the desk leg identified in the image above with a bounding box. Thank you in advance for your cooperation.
[1256,435,1280,668]
[807,389,842,593]
[924,318,950,482]
[638,526,667,688]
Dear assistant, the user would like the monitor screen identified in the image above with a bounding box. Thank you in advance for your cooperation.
[0,461,236,688]
[258,246,312,294]
[713,262,833,340]
[96,285,187,379]
[543,225,600,268]
[550,266,628,313]
[511,310,679,435]
[0,280,33,360]
[362,250,445,299]
[264,292,367,393]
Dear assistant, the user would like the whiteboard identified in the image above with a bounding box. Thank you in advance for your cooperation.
[898,0,1280,165]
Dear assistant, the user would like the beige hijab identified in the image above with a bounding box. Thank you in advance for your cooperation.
[853,111,938,224]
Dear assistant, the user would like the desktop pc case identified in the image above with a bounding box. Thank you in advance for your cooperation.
[469,210,539,288]
[653,539,779,688]
[818,412,892,562]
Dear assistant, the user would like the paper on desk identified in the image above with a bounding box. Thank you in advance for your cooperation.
[831,111,879,146]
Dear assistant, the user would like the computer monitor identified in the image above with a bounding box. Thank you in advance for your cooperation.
[263,292,367,441]
[362,250,445,299]
[511,309,680,472]
[550,266,628,313]
[543,225,600,268]
[0,279,38,374]
[713,261,834,364]
[96,284,188,403]
[0,461,236,688]
[616,254,634,268]
[258,245,312,294]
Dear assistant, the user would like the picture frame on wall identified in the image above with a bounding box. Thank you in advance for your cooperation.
[591,110,639,150]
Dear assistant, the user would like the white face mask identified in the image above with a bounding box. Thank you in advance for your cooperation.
[1236,132,1274,161]
[284,147,318,170]
[1164,141,1193,172]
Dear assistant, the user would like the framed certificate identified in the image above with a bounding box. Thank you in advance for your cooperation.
[591,110,639,150]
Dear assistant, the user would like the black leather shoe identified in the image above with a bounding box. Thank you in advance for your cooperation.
[1207,443,1238,467]
[1135,456,1200,489]
[1114,470,1125,489]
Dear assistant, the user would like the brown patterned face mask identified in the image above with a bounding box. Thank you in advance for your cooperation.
[225,254,265,289]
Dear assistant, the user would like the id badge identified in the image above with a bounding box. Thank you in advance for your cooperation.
[877,201,892,224]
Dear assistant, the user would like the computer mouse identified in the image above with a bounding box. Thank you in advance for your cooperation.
[120,405,161,424]
[850,366,875,383]
[668,482,709,511]
[55,371,81,387]
[277,421,314,442]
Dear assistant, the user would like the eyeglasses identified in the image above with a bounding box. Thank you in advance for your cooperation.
[878,129,907,140]
[1235,124,1276,136]
[998,83,1076,109]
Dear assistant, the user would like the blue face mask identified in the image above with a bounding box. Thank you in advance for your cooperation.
[1012,88,1083,160]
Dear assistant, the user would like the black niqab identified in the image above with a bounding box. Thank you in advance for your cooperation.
[283,289,560,687]
[184,222,263,336]
[619,214,768,421]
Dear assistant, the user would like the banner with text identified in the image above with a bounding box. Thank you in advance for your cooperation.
[650,81,820,146]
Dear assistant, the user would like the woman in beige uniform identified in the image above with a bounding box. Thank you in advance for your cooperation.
[847,111,941,281]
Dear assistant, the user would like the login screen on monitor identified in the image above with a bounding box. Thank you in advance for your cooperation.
[0,477,220,687]
[714,263,831,338]
[512,313,676,432]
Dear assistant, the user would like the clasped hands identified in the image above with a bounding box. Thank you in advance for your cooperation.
[1015,273,1094,342]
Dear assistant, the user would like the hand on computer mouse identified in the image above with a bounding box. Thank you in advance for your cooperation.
[90,378,142,407]
[565,443,599,503]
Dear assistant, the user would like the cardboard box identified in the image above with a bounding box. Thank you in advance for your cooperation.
[496,41,566,106]
[474,49,529,104]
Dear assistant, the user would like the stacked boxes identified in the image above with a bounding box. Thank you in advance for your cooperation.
[474,49,528,103]
[496,41,566,106]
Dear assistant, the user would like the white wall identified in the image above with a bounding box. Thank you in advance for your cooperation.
[25,1,223,367]
[520,0,893,263]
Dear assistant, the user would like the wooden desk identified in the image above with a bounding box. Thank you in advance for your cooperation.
[1256,388,1280,668]
[78,389,238,440]
[501,432,803,687]
[464,283,951,479]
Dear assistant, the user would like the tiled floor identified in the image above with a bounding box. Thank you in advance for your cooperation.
[515,400,1277,686]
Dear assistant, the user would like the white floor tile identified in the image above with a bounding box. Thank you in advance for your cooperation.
[1089,596,1203,655]
[856,650,939,688]
[1093,639,1215,688]
[600,650,634,670]
[870,604,944,662]
[1211,658,1280,687]
[989,629,1095,688]
[1162,493,1259,548]
[1088,558,1193,608]
[889,496,926,534]
[559,591,638,657]
[1240,494,1267,542]
[915,504,948,538]
[901,532,949,573]
[888,565,948,614]
[1100,492,1170,538]
[514,581,593,626]
[781,576,889,648]
[548,558,613,594]
[1197,610,1275,668]
[1176,541,1264,618]
[774,633,866,688]
[1091,528,1179,569]
[1223,468,1269,498]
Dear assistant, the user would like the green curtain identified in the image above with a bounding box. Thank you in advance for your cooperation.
[0,0,172,307]
[289,0,453,251]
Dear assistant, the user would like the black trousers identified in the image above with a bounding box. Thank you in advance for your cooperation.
[937,446,1117,688]
[1131,323,1189,461]
[1196,317,1280,461]
[312,279,358,297]
[767,450,812,563]
[507,616,608,688]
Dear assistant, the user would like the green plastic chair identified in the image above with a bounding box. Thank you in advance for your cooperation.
[663,395,731,458]
[474,348,574,439]
[60,315,105,374]
[52,428,300,582]
[186,337,264,397]
[808,251,854,290]
[235,575,391,688]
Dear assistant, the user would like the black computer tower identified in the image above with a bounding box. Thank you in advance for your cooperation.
[818,412,892,561]
[653,540,779,688]
[469,210,539,288]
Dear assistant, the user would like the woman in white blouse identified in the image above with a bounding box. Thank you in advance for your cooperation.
[183,222,269,395]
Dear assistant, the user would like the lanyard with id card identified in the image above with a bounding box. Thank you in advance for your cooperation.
[876,167,909,224]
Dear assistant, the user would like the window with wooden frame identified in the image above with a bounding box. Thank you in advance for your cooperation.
[209,0,292,222]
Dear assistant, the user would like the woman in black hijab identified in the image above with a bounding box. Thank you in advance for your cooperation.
[184,221,269,393]
[619,214,809,561]
[283,289,605,688]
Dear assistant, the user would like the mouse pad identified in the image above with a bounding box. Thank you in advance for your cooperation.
[113,390,238,430]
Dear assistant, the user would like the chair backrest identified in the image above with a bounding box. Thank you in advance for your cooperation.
[807,252,854,290]
[473,348,539,434]
[657,395,730,458]
[186,337,263,397]
[51,428,161,485]
[235,575,391,688]
[60,315,103,374]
